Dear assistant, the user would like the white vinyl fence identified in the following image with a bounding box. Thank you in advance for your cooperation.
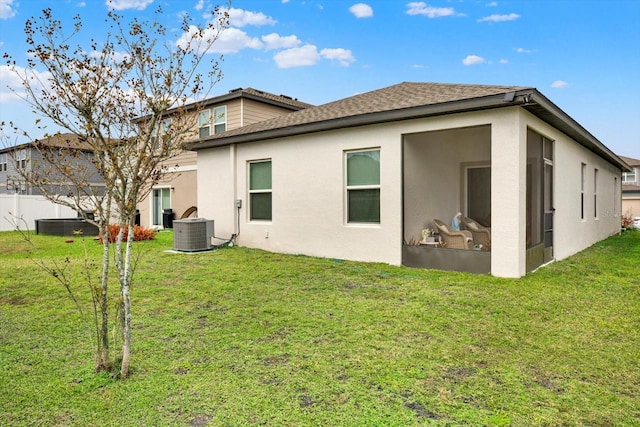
[0,194,78,232]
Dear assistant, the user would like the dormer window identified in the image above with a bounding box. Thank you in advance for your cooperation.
[198,105,226,138]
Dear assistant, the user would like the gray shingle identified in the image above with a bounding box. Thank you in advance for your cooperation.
[196,82,529,143]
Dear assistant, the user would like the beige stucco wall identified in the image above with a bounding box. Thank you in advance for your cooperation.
[196,107,623,277]
[138,169,197,228]
[622,196,640,217]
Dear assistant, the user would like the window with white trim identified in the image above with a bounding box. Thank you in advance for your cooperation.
[16,149,27,169]
[0,153,7,172]
[346,149,380,223]
[581,162,586,220]
[623,169,636,184]
[153,118,172,150]
[249,160,272,221]
[198,105,226,138]
[594,168,598,219]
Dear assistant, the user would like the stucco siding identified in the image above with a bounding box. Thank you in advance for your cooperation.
[196,106,622,276]
[522,110,622,262]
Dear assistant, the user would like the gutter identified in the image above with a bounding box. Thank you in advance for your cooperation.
[189,92,525,150]
[188,88,631,173]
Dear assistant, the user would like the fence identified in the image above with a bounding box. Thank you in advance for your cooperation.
[0,194,78,232]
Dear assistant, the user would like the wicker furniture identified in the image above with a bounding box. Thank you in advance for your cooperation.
[432,219,473,250]
[460,217,491,251]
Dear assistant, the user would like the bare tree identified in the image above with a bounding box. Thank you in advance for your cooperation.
[2,4,228,377]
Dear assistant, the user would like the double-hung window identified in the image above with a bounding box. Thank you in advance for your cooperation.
[153,118,172,150]
[0,153,7,172]
[580,163,586,220]
[346,149,380,223]
[16,149,27,169]
[249,160,272,221]
[623,169,636,185]
[198,106,226,138]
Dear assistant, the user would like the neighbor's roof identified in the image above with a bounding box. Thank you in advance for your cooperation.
[189,81,629,172]
[619,155,640,167]
[0,133,94,153]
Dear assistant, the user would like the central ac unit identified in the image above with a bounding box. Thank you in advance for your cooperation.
[173,218,214,252]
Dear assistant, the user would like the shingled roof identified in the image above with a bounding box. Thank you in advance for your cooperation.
[191,82,529,148]
[188,81,629,172]
[619,155,640,167]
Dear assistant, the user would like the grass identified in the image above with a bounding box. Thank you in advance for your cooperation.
[1,229,639,426]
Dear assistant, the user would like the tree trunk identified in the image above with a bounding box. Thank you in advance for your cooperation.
[96,222,111,372]
[119,222,135,378]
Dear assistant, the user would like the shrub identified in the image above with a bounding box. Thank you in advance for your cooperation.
[621,213,634,229]
[99,224,157,243]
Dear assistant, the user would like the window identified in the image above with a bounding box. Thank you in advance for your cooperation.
[594,168,598,219]
[623,169,637,184]
[152,187,171,227]
[153,118,172,149]
[249,160,272,221]
[581,163,586,220]
[198,105,226,138]
[16,149,27,169]
[346,149,380,223]
[0,153,7,172]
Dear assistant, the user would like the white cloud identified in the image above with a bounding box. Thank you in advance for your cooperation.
[499,59,509,64]
[194,0,205,11]
[516,47,533,53]
[0,65,52,102]
[227,8,276,27]
[462,55,486,66]
[551,80,569,88]
[478,13,520,23]
[412,64,425,68]
[406,2,456,18]
[177,26,262,54]
[106,0,154,11]
[262,33,301,51]
[320,48,355,66]
[487,1,498,6]
[274,45,320,68]
[0,0,16,19]
[349,3,373,18]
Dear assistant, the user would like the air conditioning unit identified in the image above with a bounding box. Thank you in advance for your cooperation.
[173,218,214,252]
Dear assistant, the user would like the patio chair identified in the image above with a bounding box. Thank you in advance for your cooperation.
[433,219,473,250]
[460,216,491,251]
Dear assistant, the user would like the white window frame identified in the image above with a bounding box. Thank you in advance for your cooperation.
[344,148,381,224]
[594,168,598,219]
[248,159,272,222]
[623,169,636,184]
[16,149,27,169]
[0,153,7,172]
[150,186,172,227]
[198,105,227,139]
[581,163,586,220]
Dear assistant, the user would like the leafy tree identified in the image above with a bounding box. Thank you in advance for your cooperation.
[2,4,228,377]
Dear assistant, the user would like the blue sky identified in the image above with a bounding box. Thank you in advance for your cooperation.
[1,0,639,159]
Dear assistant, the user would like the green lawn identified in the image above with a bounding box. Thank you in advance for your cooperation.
[1,230,638,426]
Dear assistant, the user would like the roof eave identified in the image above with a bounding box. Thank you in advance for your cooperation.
[189,89,632,173]
[189,93,524,151]
[525,92,631,172]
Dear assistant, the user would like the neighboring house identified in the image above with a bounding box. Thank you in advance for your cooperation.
[619,155,640,217]
[189,82,629,278]
[0,133,105,196]
[138,87,313,229]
